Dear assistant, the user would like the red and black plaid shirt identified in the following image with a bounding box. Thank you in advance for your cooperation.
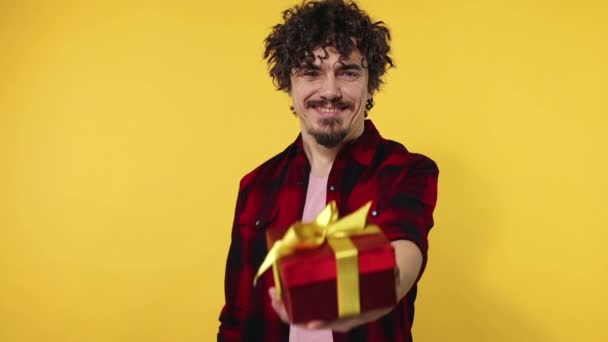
[218,120,439,342]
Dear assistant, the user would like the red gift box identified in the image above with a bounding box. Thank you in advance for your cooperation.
[266,228,397,323]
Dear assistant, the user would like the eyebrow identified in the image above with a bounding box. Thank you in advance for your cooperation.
[299,63,322,71]
[298,62,363,71]
[336,63,363,71]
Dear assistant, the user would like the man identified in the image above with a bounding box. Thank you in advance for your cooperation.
[218,1,439,341]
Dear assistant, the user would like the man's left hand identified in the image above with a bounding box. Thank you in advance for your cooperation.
[268,240,423,332]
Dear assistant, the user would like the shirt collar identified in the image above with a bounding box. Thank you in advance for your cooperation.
[292,119,382,166]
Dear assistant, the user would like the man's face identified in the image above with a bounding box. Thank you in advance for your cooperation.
[289,46,371,148]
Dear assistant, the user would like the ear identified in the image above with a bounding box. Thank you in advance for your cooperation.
[366,83,375,98]
[287,90,295,106]
[286,79,294,97]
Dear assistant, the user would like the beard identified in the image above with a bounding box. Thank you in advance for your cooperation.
[307,117,348,148]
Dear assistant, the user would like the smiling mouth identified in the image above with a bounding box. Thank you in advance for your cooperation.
[317,107,341,113]
[311,104,349,115]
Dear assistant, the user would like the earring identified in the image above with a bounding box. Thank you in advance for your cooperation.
[289,105,297,116]
[364,97,374,117]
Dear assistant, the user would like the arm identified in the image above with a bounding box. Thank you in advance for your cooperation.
[217,240,245,341]
[217,180,249,341]
[269,240,423,332]
[393,239,424,301]
[269,155,438,332]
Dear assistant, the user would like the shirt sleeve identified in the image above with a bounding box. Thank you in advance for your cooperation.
[217,179,249,341]
[374,154,439,278]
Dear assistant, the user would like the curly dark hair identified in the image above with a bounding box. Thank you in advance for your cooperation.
[263,0,394,93]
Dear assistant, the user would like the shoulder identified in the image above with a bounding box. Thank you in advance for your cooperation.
[232,144,295,225]
[374,139,439,209]
[238,144,294,192]
[378,138,439,176]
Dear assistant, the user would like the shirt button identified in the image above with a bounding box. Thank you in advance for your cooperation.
[255,219,262,228]
[371,210,378,217]
[329,185,336,192]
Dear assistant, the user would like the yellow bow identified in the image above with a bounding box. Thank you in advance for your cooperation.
[253,201,380,317]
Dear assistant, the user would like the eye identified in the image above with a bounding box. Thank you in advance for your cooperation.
[295,68,320,78]
[339,71,360,79]
[302,70,320,77]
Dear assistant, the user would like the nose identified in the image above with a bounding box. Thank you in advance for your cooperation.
[318,74,341,101]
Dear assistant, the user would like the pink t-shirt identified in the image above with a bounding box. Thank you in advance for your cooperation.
[289,174,334,342]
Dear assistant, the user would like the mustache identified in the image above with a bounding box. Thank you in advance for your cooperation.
[305,99,353,110]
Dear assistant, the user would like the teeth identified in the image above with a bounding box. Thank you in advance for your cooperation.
[319,107,340,113]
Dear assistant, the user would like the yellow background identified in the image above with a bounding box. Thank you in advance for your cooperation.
[1,0,606,341]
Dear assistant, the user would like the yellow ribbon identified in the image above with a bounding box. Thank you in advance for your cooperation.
[253,201,380,317]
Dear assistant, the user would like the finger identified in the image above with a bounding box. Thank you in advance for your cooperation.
[306,309,388,332]
[308,319,354,332]
[268,288,281,309]
[268,287,289,322]
[269,288,284,311]
[304,320,324,329]
[268,287,283,308]
[268,287,277,301]
[304,317,350,330]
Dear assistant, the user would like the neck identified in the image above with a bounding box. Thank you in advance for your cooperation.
[301,122,365,177]
[302,136,339,177]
